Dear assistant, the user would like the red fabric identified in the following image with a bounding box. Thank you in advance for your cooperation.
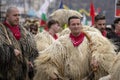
[40,20,46,26]
[90,2,95,26]
[101,30,107,37]
[53,34,58,40]
[69,32,85,47]
[3,21,21,40]
[116,32,120,36]
[49,32,58,40]
[44,26,49,31]
[116,9,120,16]
[40,20,49,31]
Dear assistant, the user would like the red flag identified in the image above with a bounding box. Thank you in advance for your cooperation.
[40,13,47,25]
[116,9,120,16]
[90,2,95,26]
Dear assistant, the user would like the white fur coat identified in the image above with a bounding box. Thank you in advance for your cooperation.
[33,27,116,80]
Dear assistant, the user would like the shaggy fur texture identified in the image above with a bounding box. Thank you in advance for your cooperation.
[58,28,71,37]
[34,30,55,52]
[49,9,83,28]
[58,25,99,37]
[99,75,111,80]
[109,52,120,80]
[0,23,38,80]
[33,26,116,80]
[99,53,120,80]
[84,29,116,80]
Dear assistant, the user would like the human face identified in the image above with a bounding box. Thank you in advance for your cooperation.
[69,18,82,36]
[115,21,120,32]
[51,23,60,33]
[30,25,38,35]
[6,8,20,26]
[95,20,106,32]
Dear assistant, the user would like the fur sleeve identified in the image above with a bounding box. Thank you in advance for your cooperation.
[89,31,116,72]
[109,53,120,80]
[34,40,66,80]
[82,26,116,72]
[34,31,55,52]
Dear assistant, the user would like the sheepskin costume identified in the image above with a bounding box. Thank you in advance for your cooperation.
[34,30,55,52]
[49,9,83,28]
[99,75,111,80]
[23,18,40,35]
[58,25,97,37]
[33,26,116,80]
[0,22,38,80]
[58,27,71,37]
[108,52,120,80]
[99,52,120,80]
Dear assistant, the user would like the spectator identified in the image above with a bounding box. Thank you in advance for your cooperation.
[94,14,107,36]
[107,18,120,53]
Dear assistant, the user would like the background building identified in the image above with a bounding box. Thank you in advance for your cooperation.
[0,0,116,24]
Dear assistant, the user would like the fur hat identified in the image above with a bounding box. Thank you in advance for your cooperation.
[49,9,83,28]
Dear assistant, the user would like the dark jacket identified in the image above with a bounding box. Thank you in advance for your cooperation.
[107,31,120,53]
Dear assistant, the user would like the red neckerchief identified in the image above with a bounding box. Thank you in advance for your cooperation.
[69,32,85,47]
[3,21,21,40]
[49,32,58,40]
[101,30,107,37]
[53,34,58,40]
[116,32,120,36]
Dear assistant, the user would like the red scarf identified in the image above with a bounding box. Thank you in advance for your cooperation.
[116,32,120,36]
[49,32,58,40]
[3,21,21,40]
[53,34,58,40]
[69,32,85,47]
[101,30,107,37]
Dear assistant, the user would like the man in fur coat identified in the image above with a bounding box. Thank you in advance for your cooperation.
[34,19,60,52]
[34,16,116,80]
[0,7,38,80]
[34,30,55,52]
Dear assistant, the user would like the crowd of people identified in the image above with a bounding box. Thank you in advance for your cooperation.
[94,14,120,53]
[0,6,120,80]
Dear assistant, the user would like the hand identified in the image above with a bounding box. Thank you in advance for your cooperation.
[49,72,58,80]
[14,49,21,56]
